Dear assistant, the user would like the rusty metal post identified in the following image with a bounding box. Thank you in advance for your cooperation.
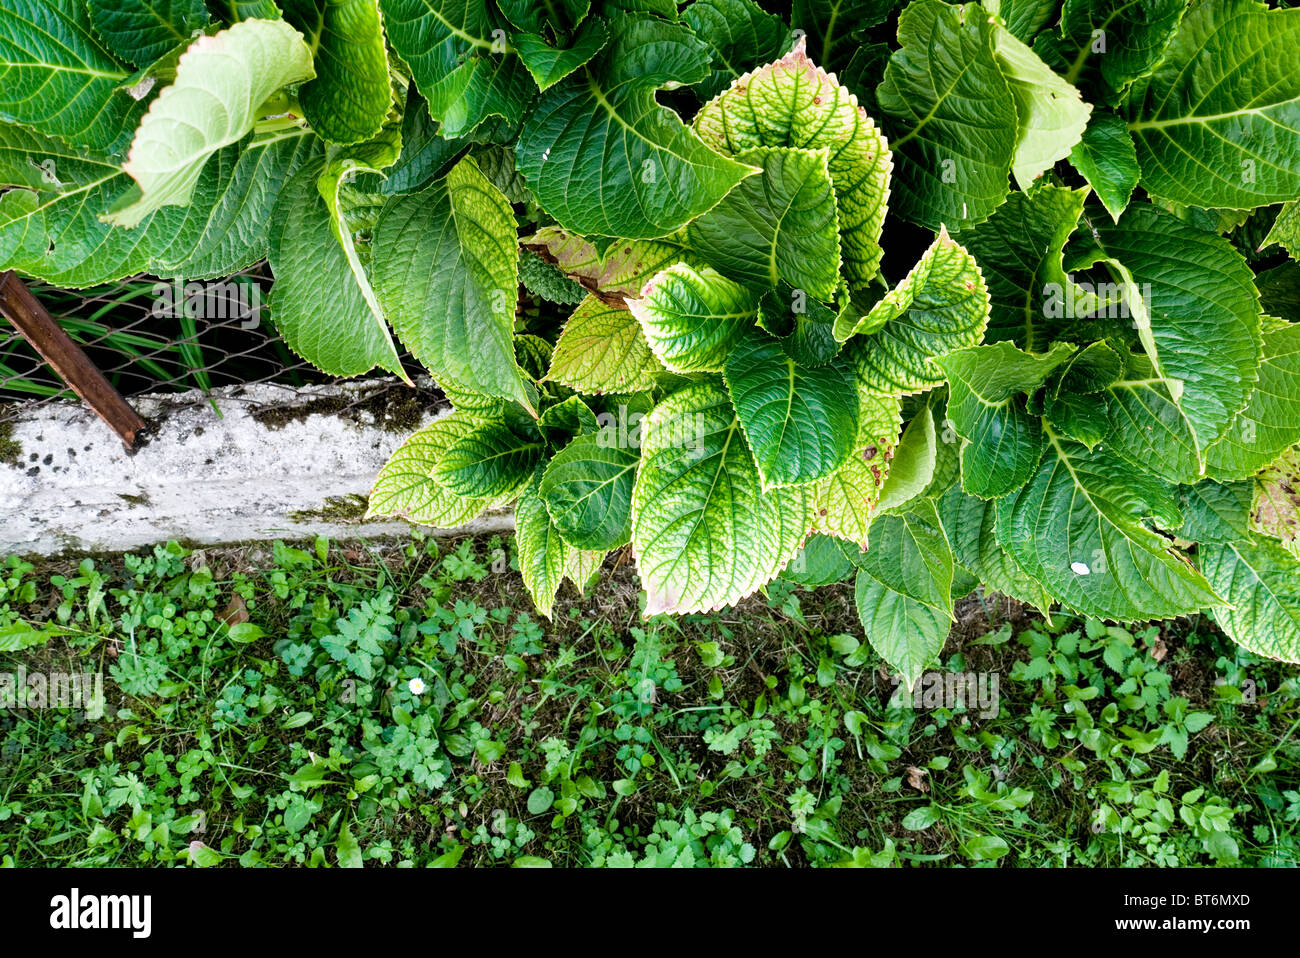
[0,270,147,449]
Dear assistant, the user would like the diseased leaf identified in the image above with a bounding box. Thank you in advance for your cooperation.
[839,230,989,395]
[545,296,665,394]
[724,328,859,487]
[107,19,315,227]
[813,390,903,547]
[632,383,814,614]
[367,412,496,524]
[1251,445,1300,557]
[516,14,754,239]
[524,228,685,302]
[694,37,891,288]
[434,418,543,500]
[628,264,759,373]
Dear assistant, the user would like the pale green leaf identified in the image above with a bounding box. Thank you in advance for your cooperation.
[694,37,891,288]
[514,17,608,91]
[106,18,315,227]
[855,572,950,691]
[367,413,496,525]
[1200,537,1300,664]
[628,263,759,373]
[813,390,902,547]
[434,419,543,500]
[839,230,990,394]
[545,296,665,394]
[632,382,814,614]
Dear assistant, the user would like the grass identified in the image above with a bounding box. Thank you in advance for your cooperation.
[0,534,1297,868]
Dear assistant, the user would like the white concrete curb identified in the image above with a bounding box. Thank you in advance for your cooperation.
[0,379,514,556]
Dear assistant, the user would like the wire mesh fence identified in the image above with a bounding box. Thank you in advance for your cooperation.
[0,267,437,424]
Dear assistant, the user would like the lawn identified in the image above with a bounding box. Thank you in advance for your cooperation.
[1,533,1296,868]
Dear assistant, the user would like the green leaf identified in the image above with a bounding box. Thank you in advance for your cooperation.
[106,18,316,227]
[724,329,858,487]
[0,124,184,286]
[951,184,1088,349]
[523,227,685,300]
[1263,201,1300,262]
[1034,0,1186,106]
[687,147,841,299]
[1086,203,1264,472]
[628,264,759,373]
[1068,110,1139,223]
[995,431,1223,620]
[87,0,210,67]
[991,23,1091,191]
[632,382,814,614]
[514,17,608,91]
[877,0,1017,230]
[285,0,392,146]
[936,485,1053,613]
[367,412,496,524]
[380,0,532,138]
[373,156,533,409]
[1200,536,1300,664]
[792,0,895,71]
[336,822,363,868]
[812,390,902,547]
[936,341,1075,498]
[539,428,639,550]
[0,0,143,154]
[535,394,598,444]
[150,131,317,279]
[781,534,855,587]
[0,621,66,653]
[515,13,753,239]
[1205,322,1300,480]
[1043,340,1123,449]
[517,464,577,619]
[694,37,891,288]
[1179,479,1255,545]
[267,158,405,378]
[683,0,791,100]
[983,0,1056,41]
[852,503,955,615]
[839,230,989,395]
[434,419,543,500]
[1124,0,1300,209]
[544,296,665,394]
[855,571,950,691]
[380,88,467,195]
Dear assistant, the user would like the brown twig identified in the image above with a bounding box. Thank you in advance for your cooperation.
[0,270,147,449]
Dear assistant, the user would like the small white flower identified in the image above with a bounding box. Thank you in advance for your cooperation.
[408,677,427,695]
[1070,561,1091,576]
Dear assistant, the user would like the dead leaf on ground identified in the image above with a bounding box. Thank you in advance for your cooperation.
[906,766,929,793]
[218,594,249,627]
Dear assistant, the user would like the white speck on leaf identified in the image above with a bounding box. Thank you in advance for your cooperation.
[1070,561,1091,575]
